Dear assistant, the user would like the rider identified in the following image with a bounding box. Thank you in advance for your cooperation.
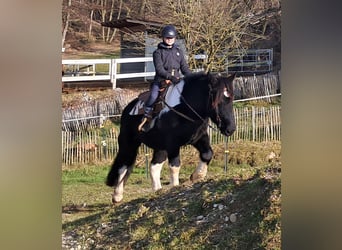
[139,24,192,132]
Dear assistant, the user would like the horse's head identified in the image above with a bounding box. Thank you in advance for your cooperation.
[208,73,236,136]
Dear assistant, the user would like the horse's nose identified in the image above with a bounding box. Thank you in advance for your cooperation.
[224,125,236,136]
[226,129,235,136]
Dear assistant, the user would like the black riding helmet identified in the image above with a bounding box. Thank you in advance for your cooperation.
[161,25,177,38]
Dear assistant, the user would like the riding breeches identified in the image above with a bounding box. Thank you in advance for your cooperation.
[144,82,160,116]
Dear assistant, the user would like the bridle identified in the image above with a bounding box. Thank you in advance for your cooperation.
[161,82,223,132]
[208,79,234,131]
[208,83,222,129]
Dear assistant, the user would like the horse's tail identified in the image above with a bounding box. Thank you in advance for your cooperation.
[106,163,119,187]
[106,158,133,187]
[106,100,141,187]
[106,152,123,187]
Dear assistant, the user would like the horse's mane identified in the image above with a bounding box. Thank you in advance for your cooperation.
[183,71,207,83]
[184,71,230,86]
[183,72,234,109]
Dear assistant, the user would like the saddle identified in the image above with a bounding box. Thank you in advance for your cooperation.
[134,79,185,132]
[136,80,171,116]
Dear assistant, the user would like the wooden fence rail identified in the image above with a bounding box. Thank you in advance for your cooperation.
[62,106,281,166]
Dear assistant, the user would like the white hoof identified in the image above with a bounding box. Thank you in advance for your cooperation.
[191,161,208,182]
[112,193,123,203]
[152,186,162,192]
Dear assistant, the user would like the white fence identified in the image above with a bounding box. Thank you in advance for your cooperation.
[62,52,274,89]
[62,57,155,89]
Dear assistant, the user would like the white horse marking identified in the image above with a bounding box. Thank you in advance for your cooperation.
[223,88,230,98]
[113,166,127,202]
[191,160,208,182]
[169,165,180,186]
[150,161,165,191]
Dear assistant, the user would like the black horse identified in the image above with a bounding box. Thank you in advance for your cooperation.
[106,72,236,202]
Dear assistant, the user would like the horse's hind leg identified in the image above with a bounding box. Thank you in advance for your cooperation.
[168,148,181,187]
[190,134,213,182]
[112,164,128,203]
[150,150,167,191]
[106,132,140,203]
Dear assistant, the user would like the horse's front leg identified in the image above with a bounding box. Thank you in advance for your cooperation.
[190,134,213,182]
[150,150,167,191]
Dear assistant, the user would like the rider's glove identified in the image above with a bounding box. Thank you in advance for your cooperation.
[170,76,180,84]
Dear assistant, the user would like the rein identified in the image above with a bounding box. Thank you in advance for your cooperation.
[161,100,195,122]
[161,83,220,132]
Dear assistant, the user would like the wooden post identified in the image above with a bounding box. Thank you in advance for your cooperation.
[111,59,117,89]
[251,107,254,141]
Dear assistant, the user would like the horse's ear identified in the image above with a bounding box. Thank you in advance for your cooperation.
[226,73,236,93]
[207,71,216,81]
[228,72,237,81]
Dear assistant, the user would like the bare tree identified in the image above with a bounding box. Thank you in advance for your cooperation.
[166,0,275,72]
[62,0,280,61]
[62,0,72,49]
[62,0,126,47]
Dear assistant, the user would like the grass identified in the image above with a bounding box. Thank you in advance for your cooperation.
[62,142,281,249]
[62,46,120,74]
[62,165,108,185]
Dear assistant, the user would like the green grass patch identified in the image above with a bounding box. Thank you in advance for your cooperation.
[62,165,108,185]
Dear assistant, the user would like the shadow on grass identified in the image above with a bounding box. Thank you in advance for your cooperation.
[62,203,111,231]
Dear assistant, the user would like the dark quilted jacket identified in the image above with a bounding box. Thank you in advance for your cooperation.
[153,42,191,82]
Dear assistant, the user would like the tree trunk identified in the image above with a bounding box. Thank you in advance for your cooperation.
[109,0,123,43]
[101,0,106,42]
[139,0,147,17]
[62,0,72,49]
[88,9,94,40]
[105,0,115,42]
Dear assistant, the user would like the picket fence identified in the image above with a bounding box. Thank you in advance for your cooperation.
[61,106,280,166]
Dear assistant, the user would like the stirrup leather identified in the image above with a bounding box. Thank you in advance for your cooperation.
[138,117,148,131]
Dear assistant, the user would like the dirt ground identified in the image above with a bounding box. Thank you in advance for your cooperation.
[62,41,120,59]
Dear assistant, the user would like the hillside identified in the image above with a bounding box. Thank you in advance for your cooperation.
[61,2,281,248]
[62,142,281,249]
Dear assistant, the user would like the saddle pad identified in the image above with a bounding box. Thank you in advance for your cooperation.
[159,80,185,116]
[129,99,145,115]
[128,80,185,116]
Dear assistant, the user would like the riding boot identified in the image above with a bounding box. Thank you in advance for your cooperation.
[138,107,153,132]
